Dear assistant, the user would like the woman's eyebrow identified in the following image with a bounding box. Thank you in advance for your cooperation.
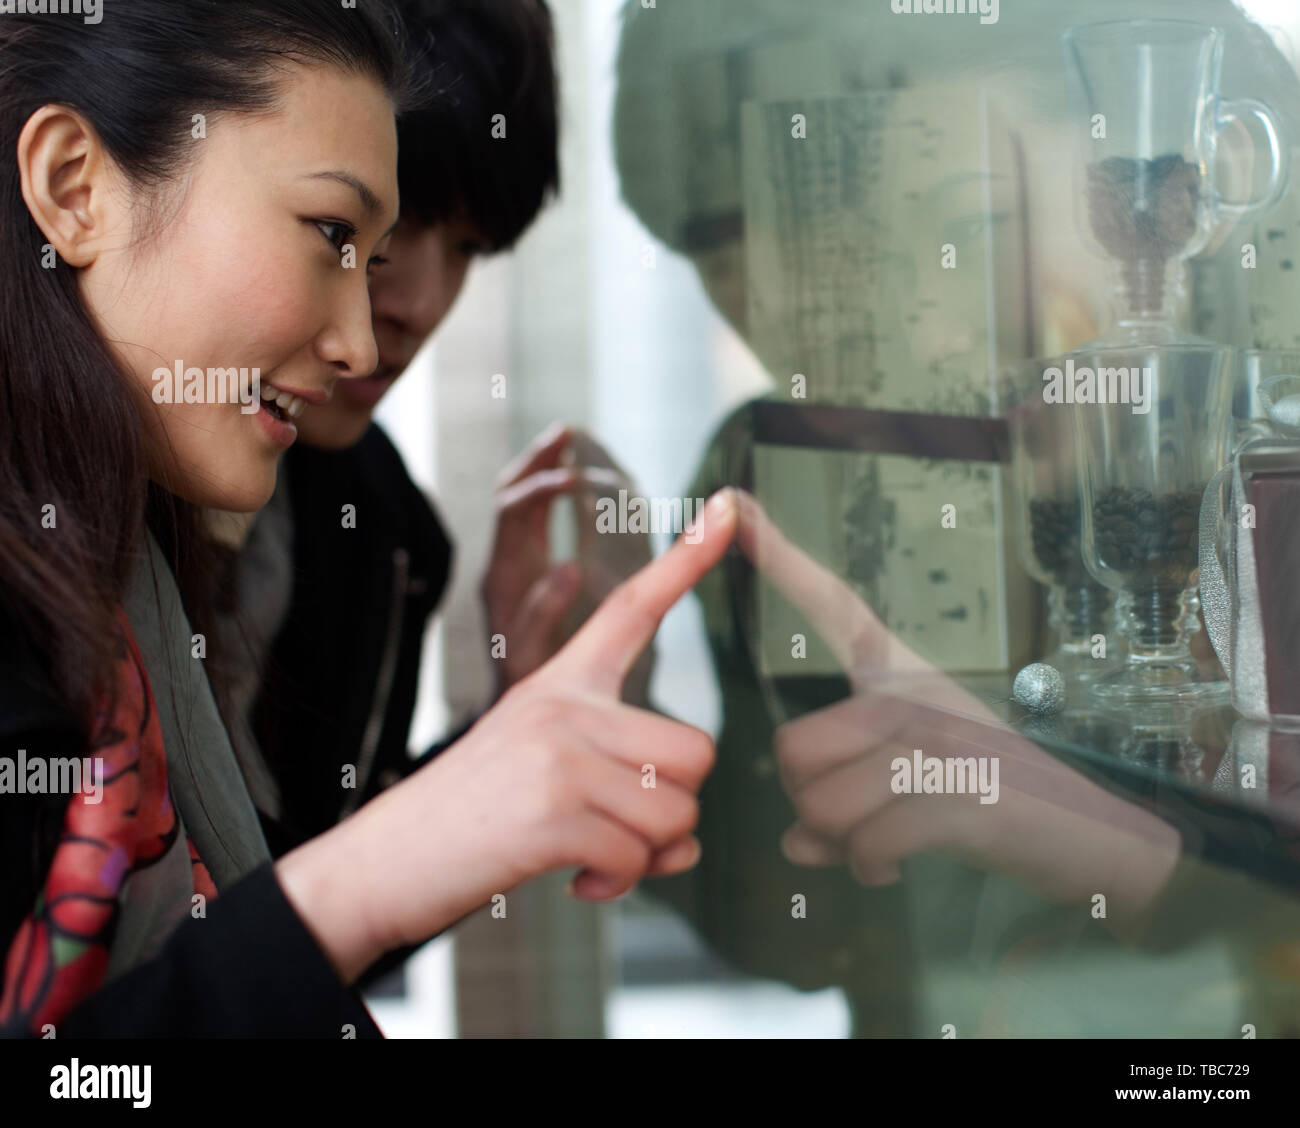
[301,170,391,223]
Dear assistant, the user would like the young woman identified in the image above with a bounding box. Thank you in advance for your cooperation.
[0,0,734,1038]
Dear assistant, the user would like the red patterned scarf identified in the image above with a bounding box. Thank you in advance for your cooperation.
[0,610,216,1034]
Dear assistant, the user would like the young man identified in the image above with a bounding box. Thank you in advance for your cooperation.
[214,0,571,862]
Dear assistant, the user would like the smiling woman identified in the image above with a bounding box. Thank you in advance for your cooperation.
[0,0,412,1036]
[67,60,402,511]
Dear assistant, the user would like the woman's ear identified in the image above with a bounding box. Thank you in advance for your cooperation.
[16,105,120,268]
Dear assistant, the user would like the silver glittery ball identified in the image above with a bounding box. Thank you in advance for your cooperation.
[1013,663,1066,716]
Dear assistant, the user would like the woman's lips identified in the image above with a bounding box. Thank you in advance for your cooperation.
[338,368,400,408]
[253,398,298,448]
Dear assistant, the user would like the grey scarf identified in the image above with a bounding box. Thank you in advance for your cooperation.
[122,534,272,889]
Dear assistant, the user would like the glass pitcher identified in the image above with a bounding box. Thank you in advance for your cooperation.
[1062,19,1289,342]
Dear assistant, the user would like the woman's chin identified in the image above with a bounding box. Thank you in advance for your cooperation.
[216,476,278,514]
[162,469,278,515]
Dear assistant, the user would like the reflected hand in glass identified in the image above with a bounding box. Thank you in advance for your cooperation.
[733,490,1182,928]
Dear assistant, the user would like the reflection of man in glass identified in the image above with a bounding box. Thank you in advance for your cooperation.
[613,0,1300,1035]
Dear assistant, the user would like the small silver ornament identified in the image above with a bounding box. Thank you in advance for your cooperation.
[1013,662,1066,716]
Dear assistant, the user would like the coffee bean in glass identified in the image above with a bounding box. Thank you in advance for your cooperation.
[1091,487,1201,583]
[1028,498,1090,585]
[1086,155,1201,262]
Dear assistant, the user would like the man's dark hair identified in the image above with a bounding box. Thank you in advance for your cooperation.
[397,0,560,251]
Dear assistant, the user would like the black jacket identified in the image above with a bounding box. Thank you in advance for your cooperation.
[0,605,382,1038]
[252,425,457,859]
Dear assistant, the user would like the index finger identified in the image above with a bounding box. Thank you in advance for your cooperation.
[735,489,926,678]
[554,488,738,695]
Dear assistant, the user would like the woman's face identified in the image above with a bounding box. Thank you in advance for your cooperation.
[79,63,399,511]
[295,210,487,452]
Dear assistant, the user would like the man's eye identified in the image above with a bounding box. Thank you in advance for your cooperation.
[367,255,391,278]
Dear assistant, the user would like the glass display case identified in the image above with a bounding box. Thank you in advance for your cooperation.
[387,0,1300,1039]
[587,0,1300,1039]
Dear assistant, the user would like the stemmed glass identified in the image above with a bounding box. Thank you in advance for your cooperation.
[1073,342,1234,704]
[1063,20,1287,345]
[1005,362,1120,684]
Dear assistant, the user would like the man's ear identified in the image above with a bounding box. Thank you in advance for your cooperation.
[16,105,119,269]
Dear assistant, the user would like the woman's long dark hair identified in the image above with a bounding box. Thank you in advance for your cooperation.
[0,0,411,726]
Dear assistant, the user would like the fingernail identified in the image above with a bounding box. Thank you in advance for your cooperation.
[564,879,578,898]
[706,487,736,519]
[686,837,702,867]
[780,829,821,865]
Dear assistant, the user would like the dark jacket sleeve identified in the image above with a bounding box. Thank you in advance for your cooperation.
[0,620,382,1038]
[49,864,382,1039]
[4,788,381,1040]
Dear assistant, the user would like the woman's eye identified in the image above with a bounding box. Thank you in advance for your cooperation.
[314,220,356,253]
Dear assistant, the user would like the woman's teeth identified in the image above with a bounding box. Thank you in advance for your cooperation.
[259,383,307,420]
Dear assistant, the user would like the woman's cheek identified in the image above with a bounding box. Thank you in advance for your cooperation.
[140,389,274,510]
[228,280,327,365]
[185,214,325,354]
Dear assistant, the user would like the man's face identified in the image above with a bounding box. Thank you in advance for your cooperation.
[294,211,488,450]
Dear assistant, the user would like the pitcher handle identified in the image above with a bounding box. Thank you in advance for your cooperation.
[1216,97,1290,221]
